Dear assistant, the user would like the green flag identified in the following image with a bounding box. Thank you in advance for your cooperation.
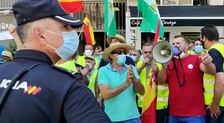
[104,0,117,36]
[137,0,164,39]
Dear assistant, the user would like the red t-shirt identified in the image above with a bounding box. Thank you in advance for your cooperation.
[167,55,206,116]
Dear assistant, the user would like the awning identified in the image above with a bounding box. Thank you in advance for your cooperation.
[129,6,224,26]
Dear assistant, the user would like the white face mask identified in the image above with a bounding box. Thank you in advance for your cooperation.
[84,49,93,57]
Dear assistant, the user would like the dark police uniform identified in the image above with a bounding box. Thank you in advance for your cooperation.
[0,50,111,123]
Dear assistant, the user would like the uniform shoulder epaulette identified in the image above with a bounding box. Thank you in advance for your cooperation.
[51,65,82,79]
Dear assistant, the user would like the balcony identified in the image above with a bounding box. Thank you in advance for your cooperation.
[0,0,127,33]
[74,0,126,33]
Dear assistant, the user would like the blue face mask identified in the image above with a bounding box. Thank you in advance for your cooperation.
[129,55,137,62]
[172,46,179,56]
[116,54,126,65]
[47,30,79,60]
[194,45,203,53]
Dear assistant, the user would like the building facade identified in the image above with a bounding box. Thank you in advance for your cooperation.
[127,0,224,50]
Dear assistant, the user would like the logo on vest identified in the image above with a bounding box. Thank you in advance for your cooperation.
[0,79,42,95]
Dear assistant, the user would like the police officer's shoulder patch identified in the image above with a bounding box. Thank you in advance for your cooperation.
[51,65,82,79]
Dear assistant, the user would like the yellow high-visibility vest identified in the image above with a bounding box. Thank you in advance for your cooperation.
[76,55,86,67]
[203,43,224,106]
[56,59,78,73]
[137,61,169,109]
[88,70,98,95]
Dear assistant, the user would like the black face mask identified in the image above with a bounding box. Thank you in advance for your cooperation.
[201,40,205,49]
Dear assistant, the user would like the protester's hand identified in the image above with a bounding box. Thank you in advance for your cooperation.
[162,64,168,70]
[80,66,90,76]
[200,51,212,65]
[142,57,150,66]
[126,66,134,85]
[206,103,221,119]
[152,62,159,74]
[96,97,102,107]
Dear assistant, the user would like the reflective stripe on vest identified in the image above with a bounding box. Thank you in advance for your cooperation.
[156,84,169,110]
[137,60,147,107]
[203,43,224,106]
[88,69,98,95]
[157,97,168,102]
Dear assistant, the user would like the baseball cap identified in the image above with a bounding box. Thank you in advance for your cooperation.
[2,51,13,60]
[12,0,82,28]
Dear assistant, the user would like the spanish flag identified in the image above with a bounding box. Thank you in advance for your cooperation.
[58,0,83,13]
[83,16,96,45]
[141,70,157,123]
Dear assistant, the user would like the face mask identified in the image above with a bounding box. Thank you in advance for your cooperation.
[46,30,79,60]
[172,46,179,56]
[129,55,137,62]
[84,49,93,57]
[86,62,93,70]
[116,54,126,65]
[96,54,102,60]
[194,45,203,53]
[201,40,206,49]
[140,55,144,61]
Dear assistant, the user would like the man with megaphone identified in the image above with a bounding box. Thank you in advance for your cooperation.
[156,35,216,123]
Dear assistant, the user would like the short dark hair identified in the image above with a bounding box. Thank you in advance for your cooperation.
[174,35,189,44]
[201,25,219,41]
[143,42,153,47]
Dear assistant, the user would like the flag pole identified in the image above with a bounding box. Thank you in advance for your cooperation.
[78,26,83,38]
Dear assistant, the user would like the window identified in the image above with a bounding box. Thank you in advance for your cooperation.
[193,0,208,5]
[181,32,200,43]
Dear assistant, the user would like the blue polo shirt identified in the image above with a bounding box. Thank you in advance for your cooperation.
[98,63,140,122]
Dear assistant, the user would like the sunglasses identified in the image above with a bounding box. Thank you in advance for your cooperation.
[111,50,127,55]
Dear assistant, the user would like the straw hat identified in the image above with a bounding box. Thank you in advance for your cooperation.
[107,34,126,45]
[102,42,131,61]
[2,51,13,60]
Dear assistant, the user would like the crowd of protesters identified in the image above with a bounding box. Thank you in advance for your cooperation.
[1,23,224,123]
[0,1,223,122]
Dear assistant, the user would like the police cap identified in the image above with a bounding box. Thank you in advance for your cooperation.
[12,0,83,28]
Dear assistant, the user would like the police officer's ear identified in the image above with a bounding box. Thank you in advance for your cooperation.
[32,27,48,45]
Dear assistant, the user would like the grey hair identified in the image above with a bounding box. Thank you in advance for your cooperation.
[16,23,31,43]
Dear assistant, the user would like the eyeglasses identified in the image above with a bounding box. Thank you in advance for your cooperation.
[111,50,126,55]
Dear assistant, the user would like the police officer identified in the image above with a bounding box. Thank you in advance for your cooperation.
[0,0,111,123]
